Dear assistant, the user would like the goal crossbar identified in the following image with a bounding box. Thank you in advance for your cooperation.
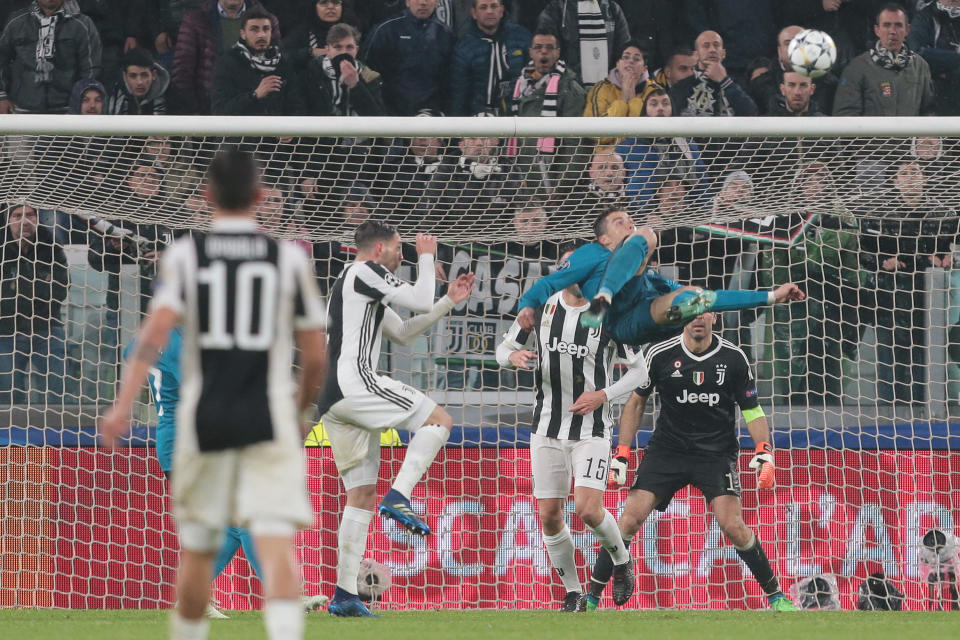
[0,115,959,138]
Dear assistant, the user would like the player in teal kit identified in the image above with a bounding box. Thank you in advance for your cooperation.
[125,330,328,617]
[125,328,262,619]
[516,206,805,343]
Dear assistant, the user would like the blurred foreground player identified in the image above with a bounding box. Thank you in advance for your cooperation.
[496,244,649,611]
[588,311,797,611]
[124,328,329,618]
[101,149,328,640]
[320,221,475,617]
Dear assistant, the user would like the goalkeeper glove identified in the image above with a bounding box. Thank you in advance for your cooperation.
[608,445,631,487]
[748,441,776,490]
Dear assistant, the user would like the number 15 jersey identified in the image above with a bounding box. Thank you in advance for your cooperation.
[151,218,326,455]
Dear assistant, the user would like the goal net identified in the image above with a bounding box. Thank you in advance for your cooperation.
[1,115,958,611]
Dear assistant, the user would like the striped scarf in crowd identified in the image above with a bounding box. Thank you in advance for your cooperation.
[480,36,508,114]
[33,4,63,84]
[510,60,566,154]
[577,0,607,85]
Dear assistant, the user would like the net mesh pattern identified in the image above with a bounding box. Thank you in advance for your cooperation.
[0,129,958,611]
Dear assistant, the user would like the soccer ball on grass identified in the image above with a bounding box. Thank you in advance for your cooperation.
[787,29,837,78]
[357,558,392,603]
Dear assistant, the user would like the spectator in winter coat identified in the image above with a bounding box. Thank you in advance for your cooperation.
[107,47,170,114]
[907,0,960,115]
[749,24,839,115]
[0,203,70,405]
[305,22,385,116]
[0,0,101,113]
[448,0,530,116]
[499,29,587,192]
[653,47,696,90]
[68,76,106,114]
[670,30,757,117]
[834,4,936,116]
[282,0,361,73]
[536,0,630,87]
[584,40,662,145]
[682,0,778,84]
[361,0,455,115]
[172,0,280,114]
[211,9,303,116]
[768,71,826,117]
[615,88,710,213]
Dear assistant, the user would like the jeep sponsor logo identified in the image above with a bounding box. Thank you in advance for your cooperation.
[676,389,720,406]
[544,337,590,357]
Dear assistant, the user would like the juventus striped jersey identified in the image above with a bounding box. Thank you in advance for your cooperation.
[498,291,646,441]
[637,333,760,457]
[318,255,437,415]
[150,217,326,453]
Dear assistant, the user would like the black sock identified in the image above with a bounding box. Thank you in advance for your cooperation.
[735,536,781,596]
[589,538,631,597]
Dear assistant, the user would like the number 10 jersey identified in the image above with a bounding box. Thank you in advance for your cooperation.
[151,218,326,454]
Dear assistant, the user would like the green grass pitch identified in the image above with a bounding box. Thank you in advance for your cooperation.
[1,609,958,640]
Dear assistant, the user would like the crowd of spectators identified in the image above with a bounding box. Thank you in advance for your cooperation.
[0,0,959,412]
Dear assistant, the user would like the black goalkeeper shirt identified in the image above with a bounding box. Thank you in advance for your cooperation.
[636,333,760,458]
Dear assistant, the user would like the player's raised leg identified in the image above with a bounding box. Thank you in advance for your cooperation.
[582,222,658,328]
[711,495,797,611]
[379,404,453,534]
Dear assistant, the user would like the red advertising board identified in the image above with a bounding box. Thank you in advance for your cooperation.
[6,448,958,611]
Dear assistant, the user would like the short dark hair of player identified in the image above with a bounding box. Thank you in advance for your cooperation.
[241,8,272,29]
[355,220,398,251]
[327,22,361,47]
[593,204,626,239]
[207,148,260,211]
[876,2,908,23]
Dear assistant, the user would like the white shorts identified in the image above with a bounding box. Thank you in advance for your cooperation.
[530,434,611,499]
[172,439,313,544]
[323,378,437,489]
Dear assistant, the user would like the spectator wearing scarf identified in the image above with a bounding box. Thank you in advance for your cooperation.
[907,0,960,114]
[0,0,101,113]
[449,0,531,116]
[282,0,362,73]
[305,23,385,116]
[211,8,304,115]
[535,0,630,87]
[834,4,936,115]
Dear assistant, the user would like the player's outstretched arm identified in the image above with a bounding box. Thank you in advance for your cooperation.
[772,282,805,303]
[382,273,475,346]
[100,306,179,448]
[516,246,603,329]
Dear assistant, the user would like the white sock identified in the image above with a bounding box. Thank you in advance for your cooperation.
[336,506,374,594]
[169,611,209,640]
[391,424,449,498]
[264,599,304,640]
[543,525,582,593]
[589,509,630,565]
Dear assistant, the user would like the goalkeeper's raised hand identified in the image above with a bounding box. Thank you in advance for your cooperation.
[608,445,631,487]
[748,441,776,489]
